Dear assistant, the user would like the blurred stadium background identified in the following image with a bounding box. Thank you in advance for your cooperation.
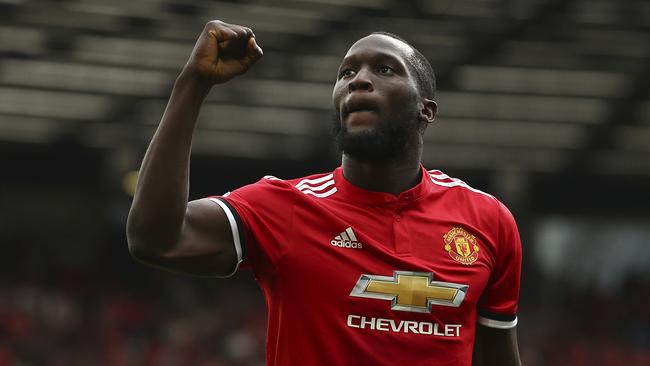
[1,0,649,364]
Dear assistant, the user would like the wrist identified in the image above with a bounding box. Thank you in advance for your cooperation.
[175,67,214,95]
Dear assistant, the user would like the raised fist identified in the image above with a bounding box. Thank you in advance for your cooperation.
[184,20,263,85]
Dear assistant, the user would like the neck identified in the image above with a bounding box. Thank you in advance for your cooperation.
[341,149,423,196]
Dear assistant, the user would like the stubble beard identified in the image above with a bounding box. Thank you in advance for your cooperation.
[332,109,421,162]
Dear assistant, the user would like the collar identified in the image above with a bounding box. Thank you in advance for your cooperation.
[333,165,433,206]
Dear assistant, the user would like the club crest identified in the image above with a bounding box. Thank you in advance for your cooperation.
[443,227,479,265]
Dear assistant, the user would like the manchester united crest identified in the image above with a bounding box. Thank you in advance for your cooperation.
[443,227,479,265]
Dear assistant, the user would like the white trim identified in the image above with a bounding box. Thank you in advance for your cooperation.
[263,175,281,181]
[477,315,518,329]
[428,174,493,198]
[428,170,451,180]
[208,198,243,277]
[295,173,334,188]
[296,179,335,191]
[299,187,338,198]
[428,176,465,188]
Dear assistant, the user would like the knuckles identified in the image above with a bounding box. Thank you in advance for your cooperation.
[204,20,253,39]
[206,20,225,28]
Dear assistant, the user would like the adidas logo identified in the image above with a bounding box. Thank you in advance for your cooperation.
[331,227,363,249]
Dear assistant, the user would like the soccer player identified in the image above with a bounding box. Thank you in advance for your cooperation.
[127,20,523,366]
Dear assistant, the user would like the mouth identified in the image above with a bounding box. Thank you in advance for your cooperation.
[348,109,376,114]
[343,97,379,117]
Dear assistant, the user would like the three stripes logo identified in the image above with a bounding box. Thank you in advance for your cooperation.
[428,170,492,198]
[331,227,363,249]
[294,173,337,198]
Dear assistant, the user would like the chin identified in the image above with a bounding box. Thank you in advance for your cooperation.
[336,128,401,162]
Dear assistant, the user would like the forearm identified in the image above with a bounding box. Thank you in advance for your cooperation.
[127,70,211,255]
[126,20,262,263]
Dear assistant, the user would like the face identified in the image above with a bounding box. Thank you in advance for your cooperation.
[332,34,424,161]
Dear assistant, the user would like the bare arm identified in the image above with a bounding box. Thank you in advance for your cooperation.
[126,20,263,276]
[473,325,522,366]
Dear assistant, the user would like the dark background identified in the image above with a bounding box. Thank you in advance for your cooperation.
[1,0,649,365]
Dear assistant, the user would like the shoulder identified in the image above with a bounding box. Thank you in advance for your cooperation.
[224,174,292,197]
[426,169,520,238]
[426,169,496,202]
[425,168,508,217]
[227,171,337,200]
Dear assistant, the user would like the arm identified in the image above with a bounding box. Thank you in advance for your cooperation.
[126,20,263,276]
[472,325,522,366]
[473,200,523,365]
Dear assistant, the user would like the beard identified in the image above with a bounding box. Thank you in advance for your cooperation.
[332,109,421,162]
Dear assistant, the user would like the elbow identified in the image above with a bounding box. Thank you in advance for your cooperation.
[125,211,169,263]
[126,211,185,266]
[126,226,173,264]
[126,234,147,261]
[125,206,187,267]
[126,221,152,262]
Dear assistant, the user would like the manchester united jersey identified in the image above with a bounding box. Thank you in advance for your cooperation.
[209,166,522,366]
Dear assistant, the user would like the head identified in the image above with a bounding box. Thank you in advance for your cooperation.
[332,32,437,162]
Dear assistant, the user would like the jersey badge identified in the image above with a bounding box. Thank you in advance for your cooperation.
[443,227,479,265]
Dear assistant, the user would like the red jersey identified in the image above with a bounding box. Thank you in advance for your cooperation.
[210,166,522,366]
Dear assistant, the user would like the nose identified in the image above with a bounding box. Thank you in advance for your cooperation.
[348,68,373,93]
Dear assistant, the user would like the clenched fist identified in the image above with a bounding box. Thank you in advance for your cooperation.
[184,20,263,85]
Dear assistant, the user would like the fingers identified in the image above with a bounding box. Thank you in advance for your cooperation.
[238,37,264,68]
[241,26,255,39]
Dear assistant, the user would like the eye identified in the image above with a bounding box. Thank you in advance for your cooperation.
[378,65,394,74]
[339,69,355,79]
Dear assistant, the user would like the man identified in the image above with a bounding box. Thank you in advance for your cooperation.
[127,20,523,366]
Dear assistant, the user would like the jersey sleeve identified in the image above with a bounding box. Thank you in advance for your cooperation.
[477,200,522,329]
[208,177,295,278]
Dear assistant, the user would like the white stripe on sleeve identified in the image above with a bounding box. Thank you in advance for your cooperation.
[208,198,243,278]
[477,315,518,329]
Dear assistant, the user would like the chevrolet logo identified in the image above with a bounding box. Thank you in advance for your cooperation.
[350,271,468,313]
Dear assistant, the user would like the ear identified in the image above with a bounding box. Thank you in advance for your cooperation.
[419,98,437,124]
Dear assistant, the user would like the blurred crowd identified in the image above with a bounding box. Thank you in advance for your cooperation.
[0,262,267,366]
[519,277,650,366]
[1,258,648,366]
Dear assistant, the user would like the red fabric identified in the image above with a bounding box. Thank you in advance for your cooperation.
[217,166,522,366]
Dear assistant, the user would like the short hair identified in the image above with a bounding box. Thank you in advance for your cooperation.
[371,31,436,99]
